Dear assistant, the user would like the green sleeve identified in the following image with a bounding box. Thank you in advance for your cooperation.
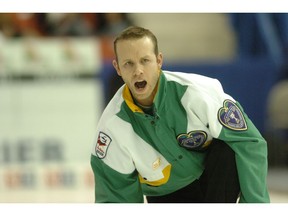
[219,107,270,203]
[90,155,144,203]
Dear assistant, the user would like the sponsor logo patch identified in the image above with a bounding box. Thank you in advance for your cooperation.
[95,132,112,159]
[218,99,247,131]
[177,130,207,150]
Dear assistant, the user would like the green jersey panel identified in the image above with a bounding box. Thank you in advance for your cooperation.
[90,70,270,203]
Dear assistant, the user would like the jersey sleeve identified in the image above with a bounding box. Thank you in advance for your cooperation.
[217,103,270,203]
[90,116,144,203]
[90,154,144,203]
[191,77,270,203]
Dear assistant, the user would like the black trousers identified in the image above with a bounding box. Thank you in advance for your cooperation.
[146,139,240,203]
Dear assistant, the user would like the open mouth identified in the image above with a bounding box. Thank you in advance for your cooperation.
[135,81,147,89]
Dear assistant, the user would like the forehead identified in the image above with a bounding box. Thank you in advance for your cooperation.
[116,37,154,53]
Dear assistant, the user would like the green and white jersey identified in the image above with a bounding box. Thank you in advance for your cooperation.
[90,70,270,203]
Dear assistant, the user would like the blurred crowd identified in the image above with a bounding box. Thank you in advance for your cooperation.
[0,13,133,38]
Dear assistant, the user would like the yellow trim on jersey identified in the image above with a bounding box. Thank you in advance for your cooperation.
[203,140,212,148]
[138,164,172,186]
[123,85,144,113]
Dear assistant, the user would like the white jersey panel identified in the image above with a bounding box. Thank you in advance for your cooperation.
[164,70,235,138]
[91,84,170,178]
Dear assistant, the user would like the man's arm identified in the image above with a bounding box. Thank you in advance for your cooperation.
[90,154,144,203]
[218,103,270,203]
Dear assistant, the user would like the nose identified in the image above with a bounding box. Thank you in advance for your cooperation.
[133,63,143,76]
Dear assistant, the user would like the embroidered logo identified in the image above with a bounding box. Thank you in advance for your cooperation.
[95,132,112,159]
[177,131,207,150]
[218,99,247,131]
[152,158,161,170]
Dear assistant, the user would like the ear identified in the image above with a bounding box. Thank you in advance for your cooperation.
[112,59,121,76]
[157,53,163,69]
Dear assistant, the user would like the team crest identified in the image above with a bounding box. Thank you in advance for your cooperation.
[218,99,247,131]
[177,131,207,150]
[95,132,112,159]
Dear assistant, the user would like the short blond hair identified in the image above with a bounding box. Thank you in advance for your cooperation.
[113,26,159,62]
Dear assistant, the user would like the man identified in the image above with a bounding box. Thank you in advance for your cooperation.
[90,26,270,203]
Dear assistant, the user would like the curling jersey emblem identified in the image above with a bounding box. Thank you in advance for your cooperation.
[95,132,112,159]
[177,130,207,150]
[218,99,247,131]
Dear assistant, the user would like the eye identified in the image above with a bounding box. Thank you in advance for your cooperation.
[124,61,133,67]
[142,58,150,64]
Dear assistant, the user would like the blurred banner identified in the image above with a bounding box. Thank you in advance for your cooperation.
[0,37,102,77]
[0,38,104,202]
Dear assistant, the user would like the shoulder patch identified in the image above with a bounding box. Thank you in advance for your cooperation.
[95,132,112,159]
[218,99,247,131]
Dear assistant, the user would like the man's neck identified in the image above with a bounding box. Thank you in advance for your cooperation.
[134,99,154,115]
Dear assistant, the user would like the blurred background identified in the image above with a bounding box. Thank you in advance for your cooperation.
[0,13,287,203]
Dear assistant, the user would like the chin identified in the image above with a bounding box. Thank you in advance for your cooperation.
[133,93,146,101]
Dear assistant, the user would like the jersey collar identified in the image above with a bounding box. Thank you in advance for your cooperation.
[122,70,167,114]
